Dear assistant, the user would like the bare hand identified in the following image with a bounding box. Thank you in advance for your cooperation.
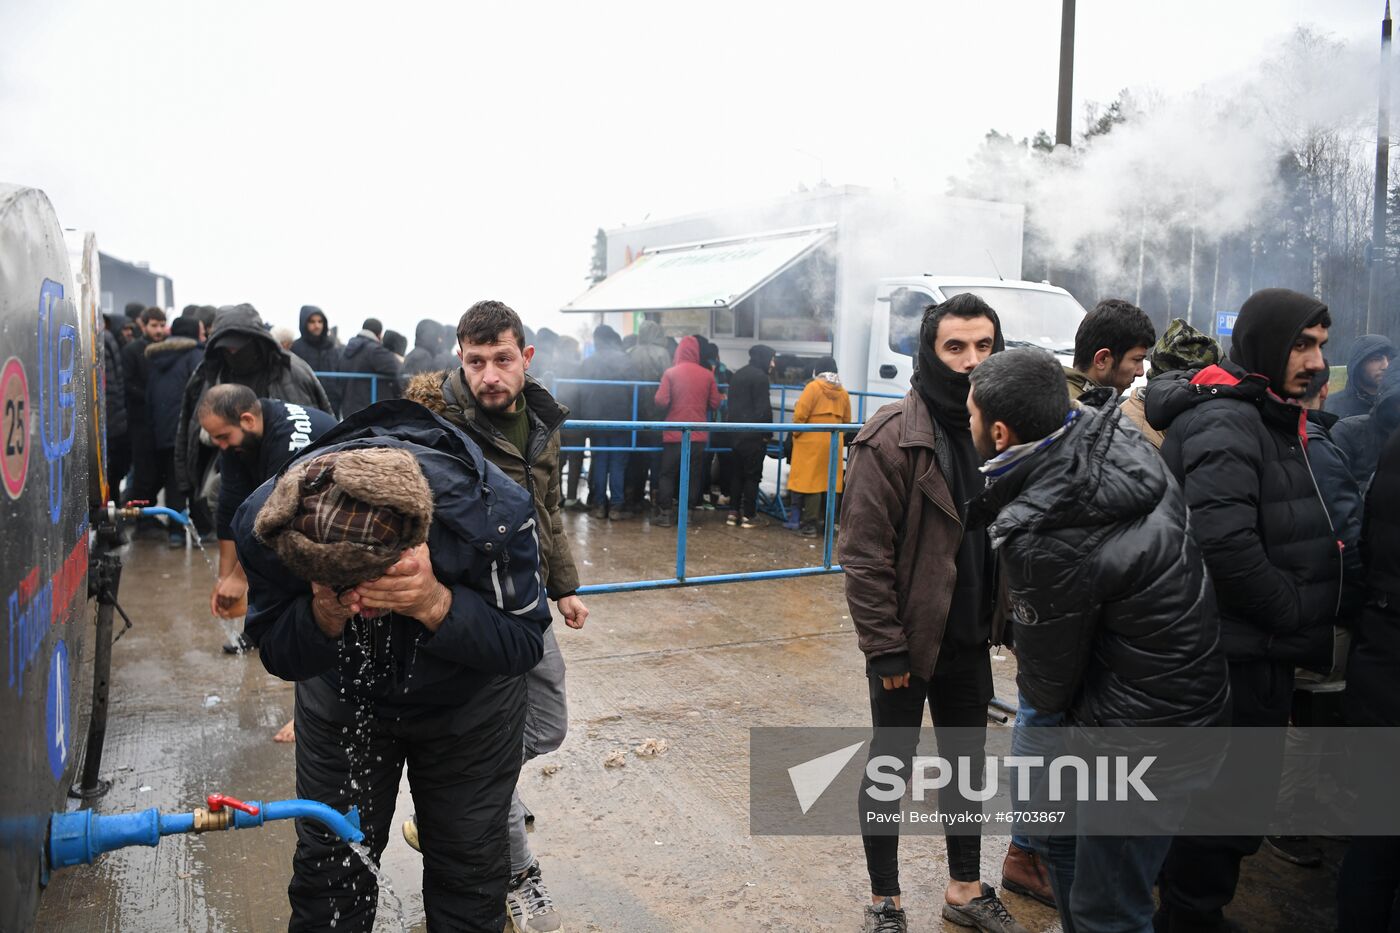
[557,595,588,630]
[354,543,452,632]
[211,574,248,619]
[309,582,354,638]
[880,673,911,691]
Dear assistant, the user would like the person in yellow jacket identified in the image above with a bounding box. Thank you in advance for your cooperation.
[789,355,852,537]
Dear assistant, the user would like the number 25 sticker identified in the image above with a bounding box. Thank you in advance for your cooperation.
[1,356,30,500]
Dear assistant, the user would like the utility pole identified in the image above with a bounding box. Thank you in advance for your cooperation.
[1368,0,1392,333]
[1056,0,1076,147]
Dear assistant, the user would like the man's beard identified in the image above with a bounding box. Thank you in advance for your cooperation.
[234,432,263,462]
[475,388,520,413]
[972,424,998,462]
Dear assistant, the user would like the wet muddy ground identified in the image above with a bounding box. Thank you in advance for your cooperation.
[37,513,1340,931]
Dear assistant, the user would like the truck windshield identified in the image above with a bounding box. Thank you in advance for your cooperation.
[938,286,1084,354]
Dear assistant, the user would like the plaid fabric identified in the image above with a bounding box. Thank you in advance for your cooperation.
[288,453,408,549]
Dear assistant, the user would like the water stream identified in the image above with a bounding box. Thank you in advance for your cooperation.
[347,841,409,931]
[183,524,248,653]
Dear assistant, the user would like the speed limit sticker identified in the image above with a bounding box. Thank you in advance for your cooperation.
[1,356,31,499]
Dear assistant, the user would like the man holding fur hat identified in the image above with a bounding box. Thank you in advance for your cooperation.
[234,399,552,933]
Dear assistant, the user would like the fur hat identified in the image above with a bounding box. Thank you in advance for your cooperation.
[254,448,433,589]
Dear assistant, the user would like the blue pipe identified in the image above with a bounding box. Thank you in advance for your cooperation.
[48,799,362,871]
[138,506,190,526]
[577,564,844,595]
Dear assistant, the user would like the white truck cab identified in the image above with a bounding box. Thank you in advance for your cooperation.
[865,276,1086,397]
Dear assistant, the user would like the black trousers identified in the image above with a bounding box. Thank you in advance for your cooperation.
[727,436,767,519]
[860,642,994,895]
[1339,837,1400,932]
[1158,657,1292,924]
[658,440,707,512]
[624,432,662,509]
[126,418,157,501]
[559,430,586,501]
[106,432,131,501]
[289,677,525,932]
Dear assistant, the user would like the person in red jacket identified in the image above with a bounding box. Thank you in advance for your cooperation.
[653,335,723,527]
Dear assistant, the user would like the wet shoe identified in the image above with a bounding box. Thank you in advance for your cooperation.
[798,522,819,538]
[862,897,907,933]
[941,883,1029,933]
[653,511,674,528]
[726,512,739,526]
[402,815,420,852]
[221,633,253,655]
[167,531,186,549]
[1000,842,1055,907]
[1265,835,1323,867]
[506,860,562,932]
[741,517,759,529]
[609,508,633,521]
[589,505,607,520]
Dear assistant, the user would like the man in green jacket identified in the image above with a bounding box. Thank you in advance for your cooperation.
[403,299,585,933]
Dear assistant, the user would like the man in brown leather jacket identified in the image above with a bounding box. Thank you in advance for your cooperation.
[838,293,1027,933]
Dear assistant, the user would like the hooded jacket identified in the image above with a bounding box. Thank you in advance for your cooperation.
[175,304,332,494]
[235,400,552,720]
[403,369,580,600]
[101,329,128,440]
[145,333,202,449]
[654,336,723,442]
[289,305,343,413]
[1328,334,1395,419]
[577,325,636,422]
[969,399,1230,726]
[628,321,673,419]
[725,345,775,444]
[402,320,445,379]
[339,329,403,416]
[1332,363,1400,490]
[1145,336,1340,669]
[1343,417,1400,726]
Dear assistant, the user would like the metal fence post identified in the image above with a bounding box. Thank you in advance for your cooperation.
[823,431,840,569]
[676,429,691,582]
[370,374,377,405]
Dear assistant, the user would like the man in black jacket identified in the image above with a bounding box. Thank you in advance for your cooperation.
[289,305,343,414]
[1333,364,1400,491]
[123,306,167,521]
[401,319,445,380]
[235,401,551,932]
[724,344,775,527]
[577,324,636,519]
[339,318,402,416]
[198,384,337,655]
[146,317,211,544]
[1338,379,1400,931]
[1144,287,1340,933]
[969,349,1230,933]
[1327,334,1393,418]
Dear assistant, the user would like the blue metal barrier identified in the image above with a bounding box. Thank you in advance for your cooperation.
[566,420,859,595]
[313,370,381,405]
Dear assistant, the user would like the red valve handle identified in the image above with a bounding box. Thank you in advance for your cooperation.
[207,794,260,816]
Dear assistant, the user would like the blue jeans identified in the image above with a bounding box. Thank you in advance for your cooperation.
[1046,834,1171,933]
[589,431,629,509]
[1010,693,1064,851]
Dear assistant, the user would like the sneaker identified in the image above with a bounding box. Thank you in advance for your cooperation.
[799,522,819,538]
[1265,835,1323,868]
[653,511,674,528]
[609,508,633,521]
[741,517,759,529]
[941,883,1029,933]
[1000,842,1055,907]
[589,505,607,520]
[402,815,420,852]
[506,861,562,932]
[862,897,907,933]
[726,512,739,526]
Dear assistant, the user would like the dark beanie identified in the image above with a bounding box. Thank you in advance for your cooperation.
[1229,288,1328,391]
[169,317,201,340]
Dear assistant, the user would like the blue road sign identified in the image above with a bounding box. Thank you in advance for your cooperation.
[1216,312,1238,336]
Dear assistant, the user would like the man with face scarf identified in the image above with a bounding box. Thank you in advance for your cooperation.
[173,303,333,510]
[839,293,1027,933]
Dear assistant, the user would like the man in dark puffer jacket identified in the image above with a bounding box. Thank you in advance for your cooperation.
[1144,287,1339,933]
[968,349,1229,933]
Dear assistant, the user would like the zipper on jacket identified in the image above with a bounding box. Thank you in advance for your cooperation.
[1299,443,1345,617]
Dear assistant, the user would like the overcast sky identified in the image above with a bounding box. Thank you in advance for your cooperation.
[0,1,1385,342]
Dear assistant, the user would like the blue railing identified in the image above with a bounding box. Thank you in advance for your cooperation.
[313,370,383,405]
[568,420,860,595]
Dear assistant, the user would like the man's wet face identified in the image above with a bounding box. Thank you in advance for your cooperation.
[1282,323,1329,399]
[459,330,533,413]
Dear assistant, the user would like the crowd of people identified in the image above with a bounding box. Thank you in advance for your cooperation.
[95,289,1399,933]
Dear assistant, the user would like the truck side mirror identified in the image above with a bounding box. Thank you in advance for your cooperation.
[879,365,898,379]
